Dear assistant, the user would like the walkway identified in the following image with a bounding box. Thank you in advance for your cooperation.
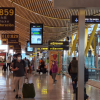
[0,70,99,100]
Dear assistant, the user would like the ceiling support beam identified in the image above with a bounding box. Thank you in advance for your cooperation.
[85,24,98,57]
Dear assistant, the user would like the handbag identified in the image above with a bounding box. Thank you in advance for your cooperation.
[49,70,52,76]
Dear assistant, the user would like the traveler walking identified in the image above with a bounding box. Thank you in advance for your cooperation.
[70,57,78,93]
[31,58,34,71]
[50,61,58,85]
[10,54,17,92]
[11,53,27,99]
[73,65,89,100]
[6,57,11,71]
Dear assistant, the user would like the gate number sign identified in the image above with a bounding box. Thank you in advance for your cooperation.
[0,7,15,30]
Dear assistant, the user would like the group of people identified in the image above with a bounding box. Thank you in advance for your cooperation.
[4,54,89,99]
[68,57,89,100]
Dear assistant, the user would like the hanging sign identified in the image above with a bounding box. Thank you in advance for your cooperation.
[9,45,14,49]
[48,41,69,45]
[14,42,21,50]
[48,47,69,50]
[71,16,100,23]
[0,7,15,30]
[37,48,48,51]
[15,49,21,53]
[1,34,19,45]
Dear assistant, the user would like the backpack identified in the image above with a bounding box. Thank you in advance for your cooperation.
[71,60,78,74]
[84,68,89,83]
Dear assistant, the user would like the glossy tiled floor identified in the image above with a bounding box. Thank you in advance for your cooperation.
[0,69,100,100]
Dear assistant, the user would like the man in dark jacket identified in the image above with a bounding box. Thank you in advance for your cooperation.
[70,57,78,93]
[73,66,89,100]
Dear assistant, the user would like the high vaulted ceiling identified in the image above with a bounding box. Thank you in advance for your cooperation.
[0,0,100,50]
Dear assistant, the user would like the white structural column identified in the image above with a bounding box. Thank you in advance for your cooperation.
[78,9,85,100]
[35,48,37,74]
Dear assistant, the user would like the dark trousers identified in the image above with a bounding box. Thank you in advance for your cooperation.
[7,63,11,70]
[71,74,77,91]
[76,86,88,100]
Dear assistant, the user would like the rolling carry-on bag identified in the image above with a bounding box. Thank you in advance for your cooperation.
[22,78,35,98]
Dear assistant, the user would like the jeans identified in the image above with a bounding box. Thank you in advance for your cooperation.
[71,74,77,91]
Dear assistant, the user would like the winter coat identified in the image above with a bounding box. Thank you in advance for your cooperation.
[51,61,58,73]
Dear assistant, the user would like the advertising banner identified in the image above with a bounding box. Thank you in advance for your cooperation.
[0,7,15,30]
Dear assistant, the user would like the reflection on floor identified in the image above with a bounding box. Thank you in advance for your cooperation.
[0,70,100,100]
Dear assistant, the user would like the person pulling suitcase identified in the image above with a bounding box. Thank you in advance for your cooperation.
[11,53,27,99]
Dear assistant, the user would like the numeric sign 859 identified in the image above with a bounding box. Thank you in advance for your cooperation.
[0,8,14,16]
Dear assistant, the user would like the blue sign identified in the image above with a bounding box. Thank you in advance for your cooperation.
[71,16,100,23]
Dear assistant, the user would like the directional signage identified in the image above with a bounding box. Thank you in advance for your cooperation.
[71,16,100,23]
[14,42,21,50]
[15,49,21,53]
[48,47,69,50]
[1,34,19,45]
[0,7,15,30]
[37,48,48,51]
[48,41,69,46]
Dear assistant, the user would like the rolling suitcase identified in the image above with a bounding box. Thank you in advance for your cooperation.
[22,78,35,98]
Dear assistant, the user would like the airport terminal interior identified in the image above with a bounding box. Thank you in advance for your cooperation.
[0,0,100,100]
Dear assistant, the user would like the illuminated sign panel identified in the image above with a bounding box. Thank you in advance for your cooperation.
[0,7,15,30]
[30,24,43,45]
[37,48,48,51]
[48,47,69,50]
[26,41,33,52]
[71,16,100,23]
[1,34,19,39]
[1,34,19,45]
[14,42,21,50]
[49,41,69,45]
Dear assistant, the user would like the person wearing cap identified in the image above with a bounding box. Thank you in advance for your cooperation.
[11,53,27,99]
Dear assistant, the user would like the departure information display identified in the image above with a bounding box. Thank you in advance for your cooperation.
[30,24,43,45]
[26,41,33,52]
[0,7,15,30]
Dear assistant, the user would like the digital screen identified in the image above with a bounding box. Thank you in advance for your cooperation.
[26,41,33,52]
[30,24,43,45]
[27,47,33,52]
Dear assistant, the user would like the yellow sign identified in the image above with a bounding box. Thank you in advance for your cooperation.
[37,48,48,51]
[50,42,63,45]
[0,9,14,16]
[1,34,19,39]
[50,48,63,50]
[2,39,8,45]
[9,45,14,49]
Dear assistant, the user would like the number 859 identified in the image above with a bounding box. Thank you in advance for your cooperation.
[0,9,14,16]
